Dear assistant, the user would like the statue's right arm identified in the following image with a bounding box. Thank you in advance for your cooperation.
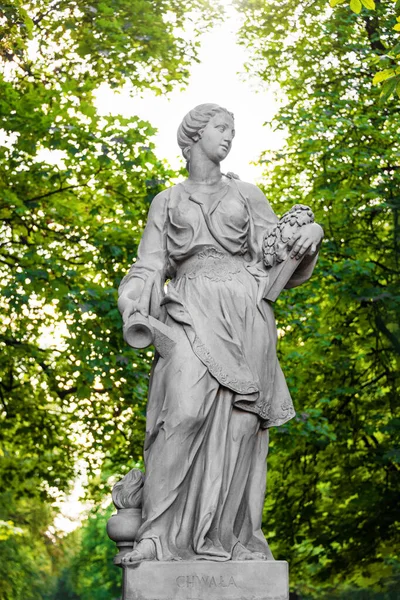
[117,278,145,321]
[118,190,169,322]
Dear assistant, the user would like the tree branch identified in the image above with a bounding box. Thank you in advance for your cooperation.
[374,313,400,355]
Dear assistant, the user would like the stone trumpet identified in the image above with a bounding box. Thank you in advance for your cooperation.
[122,274,178,357]
[122,273,155,349]
[123,312,154,349]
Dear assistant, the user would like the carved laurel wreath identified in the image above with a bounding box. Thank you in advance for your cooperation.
[263,204,314,269]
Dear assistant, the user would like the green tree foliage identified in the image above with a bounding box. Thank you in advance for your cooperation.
[2,1,399,598]
[0,492,61,600]
[0,0,218,500]
[329,0,400,100]
[51,505,119,600]
[237,0,399,595]
[0,1,218,597]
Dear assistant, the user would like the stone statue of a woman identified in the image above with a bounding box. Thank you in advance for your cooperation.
[117,103,323,564]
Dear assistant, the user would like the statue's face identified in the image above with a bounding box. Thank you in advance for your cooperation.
[197,112,235,164]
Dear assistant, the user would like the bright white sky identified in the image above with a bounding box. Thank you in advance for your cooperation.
[56,5,285,534]
[95,6,284,184]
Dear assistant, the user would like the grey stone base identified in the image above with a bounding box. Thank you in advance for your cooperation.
[123,560,289,600]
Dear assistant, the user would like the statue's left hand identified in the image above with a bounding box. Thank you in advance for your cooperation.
[287,223,324,260]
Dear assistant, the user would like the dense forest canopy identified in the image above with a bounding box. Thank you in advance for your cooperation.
[236,0,400,594]
[0,1,219,597]
[0,0,399,598]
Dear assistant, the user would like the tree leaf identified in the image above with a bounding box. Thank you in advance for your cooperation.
[373,69,395,84]
[361,0,375,9]
[380,74,399,101]
[350,0,362,13]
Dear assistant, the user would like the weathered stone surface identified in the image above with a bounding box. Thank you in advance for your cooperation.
[123,560,289,600]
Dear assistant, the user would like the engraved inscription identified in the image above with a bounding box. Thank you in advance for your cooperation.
[176,575,238,589]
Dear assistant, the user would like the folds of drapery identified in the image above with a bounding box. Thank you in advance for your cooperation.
[138,313,273,561]
[119,178,318,307]
[117,178,320,561]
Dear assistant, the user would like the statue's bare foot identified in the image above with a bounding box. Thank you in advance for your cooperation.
[122,539,156,564]
[232,542,267,561]
[251,551,268,560]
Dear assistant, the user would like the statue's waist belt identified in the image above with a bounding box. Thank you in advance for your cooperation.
[175,246,245,282]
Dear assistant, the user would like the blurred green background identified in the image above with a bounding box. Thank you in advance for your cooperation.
[0,1,398,598]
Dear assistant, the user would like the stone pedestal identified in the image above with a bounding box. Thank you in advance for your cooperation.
[123,560,289,600]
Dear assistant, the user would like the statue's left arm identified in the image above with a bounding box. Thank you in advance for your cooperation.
[242,182,323,291]
[284,219,324,289]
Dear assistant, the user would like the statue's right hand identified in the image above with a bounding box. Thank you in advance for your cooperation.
[121,299,141,324]
[118,294,149,322]
[118,278,146,321]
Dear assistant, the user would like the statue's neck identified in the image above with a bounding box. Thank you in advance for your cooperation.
[188,151,222,185]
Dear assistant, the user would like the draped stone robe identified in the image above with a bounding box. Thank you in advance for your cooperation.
[119,177,318,561]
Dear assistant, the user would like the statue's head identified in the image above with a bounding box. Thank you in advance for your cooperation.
[177,103,234,169]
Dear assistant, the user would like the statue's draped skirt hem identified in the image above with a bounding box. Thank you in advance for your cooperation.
[138,265,288,560]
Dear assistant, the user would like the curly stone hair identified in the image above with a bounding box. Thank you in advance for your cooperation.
[177,103,234,170]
